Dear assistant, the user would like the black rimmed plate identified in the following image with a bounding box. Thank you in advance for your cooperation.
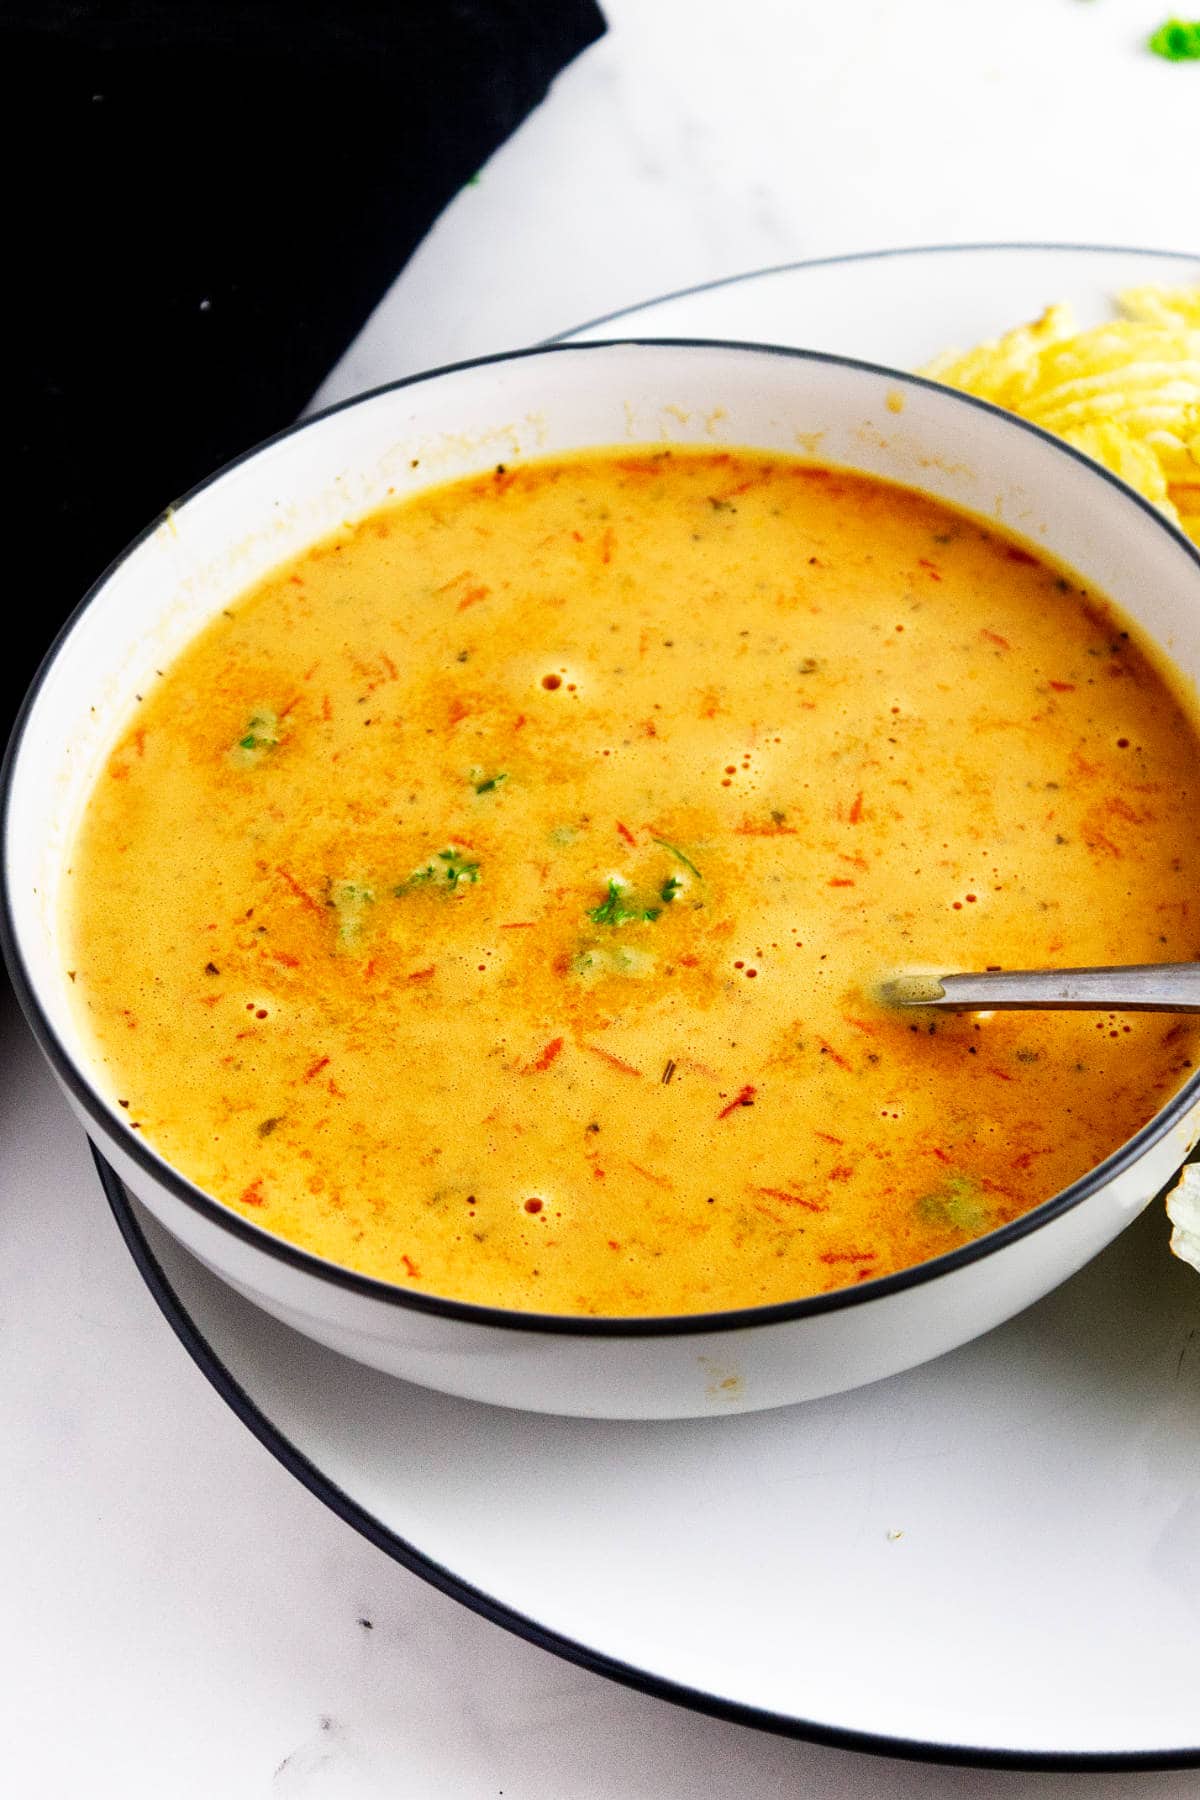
[95,245,1200,1766]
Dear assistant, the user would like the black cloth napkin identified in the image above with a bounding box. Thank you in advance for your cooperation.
[5,0,605,737]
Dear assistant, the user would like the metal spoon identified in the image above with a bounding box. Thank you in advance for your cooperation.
[880,964,1200,1013]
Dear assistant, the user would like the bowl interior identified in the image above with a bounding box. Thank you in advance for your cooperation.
[8,337,1200,1242]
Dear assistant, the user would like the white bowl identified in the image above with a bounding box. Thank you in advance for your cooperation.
[6,340,1200,1419]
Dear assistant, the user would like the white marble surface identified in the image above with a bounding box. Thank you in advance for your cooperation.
[6,2,1200,1792]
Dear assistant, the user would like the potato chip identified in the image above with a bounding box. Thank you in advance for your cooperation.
[1059,421,1178,515]
[920,283,1200,520]
[920,303,1077,410]
[1119,285,1200,330]
[1167,1162,1200,1273]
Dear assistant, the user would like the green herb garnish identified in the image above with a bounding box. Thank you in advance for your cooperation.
[233,709,281,758]
[648,836,702,879]
[1148,17,1200,58]
[400,847,481,893]
[660,874,682,903]
[915,1174,988,1235]
[587,877,660,926]
[473,771,508,795]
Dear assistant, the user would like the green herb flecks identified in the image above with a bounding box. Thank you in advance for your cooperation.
[472,771,508,795]
[660,874,682,904]
[232,709,282,762]
[587,877,661,927]
[915,1173,989,1235]
[649,836,703,880]
[400,847,481,894]
[1148,17,1200,58]
[330,880,375,950]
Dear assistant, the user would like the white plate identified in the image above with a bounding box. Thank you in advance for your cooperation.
[96,245,1200,1768]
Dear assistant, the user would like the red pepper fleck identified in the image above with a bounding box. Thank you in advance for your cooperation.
[500,921,536,929]
[819,1249,877,1265]
[828,877,856,888]
[401,1255,421,1279]
[829,1165,853,1182]
[917,558,942,581]
[717,1084,756,1120]
[755,1186,825,1212]
[616,821,637,846]
[303,1056,330,1082]
[987,1066,1014,1081]
[1049,680,1075,693]
[1005,545,1039,566]
[457,585,490,612]
[407,966,437,983]
[528,1036,565,1073]
[814,1130,845,1144]
[816,1036,850,1070]
[240,1179,265,1208]
[848,791,864,823]
[981,628,1011,650]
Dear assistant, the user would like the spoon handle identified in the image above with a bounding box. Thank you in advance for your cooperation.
[882,964,1200,1013]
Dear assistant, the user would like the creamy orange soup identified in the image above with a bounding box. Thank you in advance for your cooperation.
[67,450,1200,1315]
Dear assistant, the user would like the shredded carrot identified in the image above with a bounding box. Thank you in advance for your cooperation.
[754,1186,825,1212]
[628,1160,673,1190]
[528,1036,564,1073]
[584,1043,643,1078]
[981,627,1011,650]
[276,866,323,917]
[616,821,636,846]
[816,1037,850,1070]
[848,791,864,823]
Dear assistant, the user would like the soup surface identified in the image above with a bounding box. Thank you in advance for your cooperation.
[67,450,1200,1315]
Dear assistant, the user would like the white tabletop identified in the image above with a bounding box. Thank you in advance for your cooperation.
[6,3,1200,1792]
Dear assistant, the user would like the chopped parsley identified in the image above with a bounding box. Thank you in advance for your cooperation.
[401,847,481,892]
[649,836,702,879]
[233,709,281,759]
[660,874,682,904]
[587,877,660,926]
[915,1174,988,1235]
[472,771,508,794]
[1148,18,1200,57]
